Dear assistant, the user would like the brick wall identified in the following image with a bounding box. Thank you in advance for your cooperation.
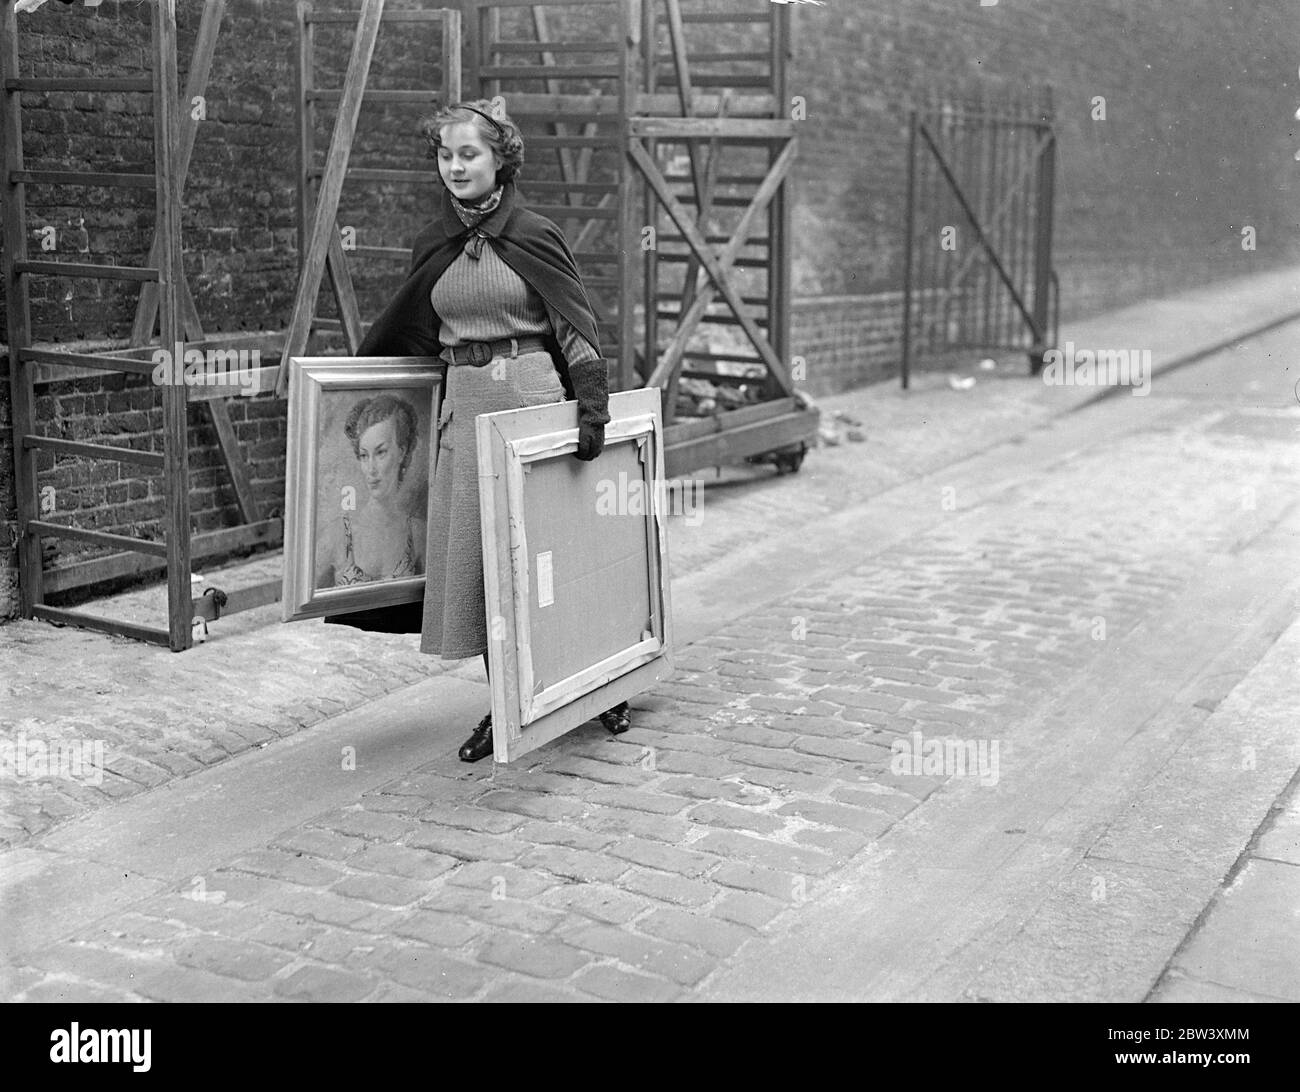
[3,0,1299,617]
[782,0,1300,391]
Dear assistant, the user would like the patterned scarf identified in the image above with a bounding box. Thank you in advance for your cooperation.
[449,185,504,259]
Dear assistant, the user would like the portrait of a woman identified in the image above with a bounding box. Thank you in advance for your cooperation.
[324,97,631,761]
[315,393,426,590]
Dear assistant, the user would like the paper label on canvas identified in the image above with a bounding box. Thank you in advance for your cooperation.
[536,550,554,608]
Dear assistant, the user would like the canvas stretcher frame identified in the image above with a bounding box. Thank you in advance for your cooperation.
[476,387,673,763]
[281,355,444,622]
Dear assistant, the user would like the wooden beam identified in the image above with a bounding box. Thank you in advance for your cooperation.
[527,203,618,221]
[492,39,618,54]
[664,408,815,479]
[468,0,619,7]
[305,88,443,104]
[660,0,711,395]
[31,606,171,648]
[485,91,625,115]
[191,577,282,622]
[42,519,284,595]
[98,330,287,357]
[307,8,453,22]
[30,521,168,558]
[204,401,261,524]
[131,0,226,345]
[295,0,314,276]
[570,193,616,254]
[632,91,775,116]
[10,169,155,188]
[2,0,41,617]
[663,0,707,204]
[627,116,796,138]
[325,220,364,354]
[4,77,154,93]
[350,244,411,261]
[442,6,461,101]
[306,166,434,183]
[768,2,792,403]
[15,260,160,281]
[477,65,619,81]
[22,435,165,469]
[21,347,157,376]
[653,10,768,24]
[154,0,192,652]
[277,0,385,396]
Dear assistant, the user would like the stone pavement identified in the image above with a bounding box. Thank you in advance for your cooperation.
[1,264,1298,1001]
[1150,654,1300,1004]
[2,263,1295,850]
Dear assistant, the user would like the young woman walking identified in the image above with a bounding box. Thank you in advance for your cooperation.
[326,99,631,761]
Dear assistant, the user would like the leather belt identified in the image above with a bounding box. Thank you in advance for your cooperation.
[439,336,549,367]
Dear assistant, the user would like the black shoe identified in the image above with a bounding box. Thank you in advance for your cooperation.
[458,712,494,763]
[598,701,631,735]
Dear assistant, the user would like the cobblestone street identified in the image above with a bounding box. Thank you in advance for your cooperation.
[3,281,1297,1003]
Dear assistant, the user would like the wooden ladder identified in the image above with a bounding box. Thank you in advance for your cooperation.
[2,0,196,649]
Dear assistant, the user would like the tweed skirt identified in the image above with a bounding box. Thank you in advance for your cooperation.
[420,350,567,659]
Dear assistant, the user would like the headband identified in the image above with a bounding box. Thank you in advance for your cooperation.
[454,103,505,137]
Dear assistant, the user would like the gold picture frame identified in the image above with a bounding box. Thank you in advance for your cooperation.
[281,356,444,623]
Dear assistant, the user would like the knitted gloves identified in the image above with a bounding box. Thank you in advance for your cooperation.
[567,357,611,461]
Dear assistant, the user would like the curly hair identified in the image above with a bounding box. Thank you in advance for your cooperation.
[419,98,525,187]
[344,395,418,483]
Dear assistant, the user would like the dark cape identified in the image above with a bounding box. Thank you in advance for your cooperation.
[323,181,602,635]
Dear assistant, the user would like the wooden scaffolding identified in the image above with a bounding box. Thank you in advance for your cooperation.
[442,0,813,474]
[2,0,810,652]
[2,0,461,650]
[3,0,198,650]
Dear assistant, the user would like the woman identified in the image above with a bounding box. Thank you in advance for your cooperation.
[316,394,425,589]
[328,98,631,762]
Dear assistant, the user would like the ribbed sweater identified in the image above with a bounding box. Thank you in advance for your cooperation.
[430,243,599,365]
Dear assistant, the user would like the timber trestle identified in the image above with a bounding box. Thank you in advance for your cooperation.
[442,0,813,475]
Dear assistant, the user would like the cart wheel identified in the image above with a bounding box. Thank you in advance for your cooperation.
[773,443,807,475]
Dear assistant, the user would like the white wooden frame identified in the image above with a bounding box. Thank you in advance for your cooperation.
[281,356,443,622]
[477,388,674,763]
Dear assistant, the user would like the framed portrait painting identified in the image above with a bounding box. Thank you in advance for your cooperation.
[281,356,444,622]
[476,387,674,763]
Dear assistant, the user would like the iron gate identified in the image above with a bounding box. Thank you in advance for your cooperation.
[900,85,1059,387]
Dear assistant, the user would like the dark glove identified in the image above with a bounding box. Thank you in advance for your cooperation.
[576,418,604,461]
[568,357,610,461]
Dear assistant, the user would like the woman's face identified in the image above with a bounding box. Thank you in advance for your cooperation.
[437,120,502,202]
[357,417,404,501]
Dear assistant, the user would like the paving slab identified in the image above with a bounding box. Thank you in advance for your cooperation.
[1162,858,1300,1003]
